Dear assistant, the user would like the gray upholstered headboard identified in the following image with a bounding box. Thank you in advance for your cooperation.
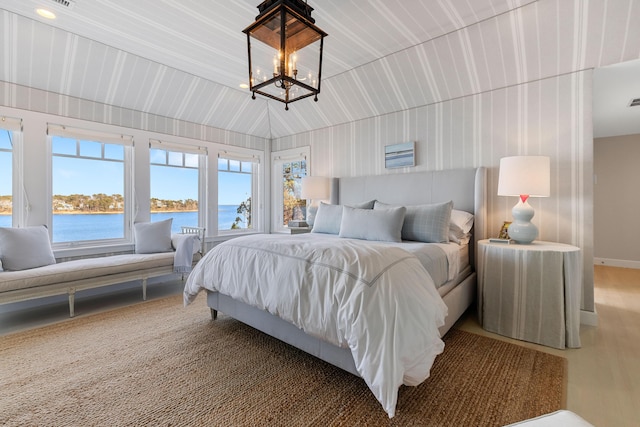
[331,167,488,267]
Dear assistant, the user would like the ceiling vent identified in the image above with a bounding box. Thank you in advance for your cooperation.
[629,98,640,107]
[49,0,76,9]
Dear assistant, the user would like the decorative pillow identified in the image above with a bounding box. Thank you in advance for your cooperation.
[375,200,453,243]
[0,226,57,271]
[339,205,406,242]
[311,203,343,235]
[134,218,173,254]
[347,200,376,209]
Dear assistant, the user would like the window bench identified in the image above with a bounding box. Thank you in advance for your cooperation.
[0,227,204,317]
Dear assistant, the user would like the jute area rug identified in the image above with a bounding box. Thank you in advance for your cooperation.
[0,295,566,426]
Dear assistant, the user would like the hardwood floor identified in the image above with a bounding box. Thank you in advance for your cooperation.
[1,266,638,425]
[457,265,640,426]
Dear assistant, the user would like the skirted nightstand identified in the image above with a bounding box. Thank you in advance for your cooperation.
[477,239,582,349]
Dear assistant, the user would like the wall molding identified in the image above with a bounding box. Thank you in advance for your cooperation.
[594,257,640,270]
[580,309,599,327]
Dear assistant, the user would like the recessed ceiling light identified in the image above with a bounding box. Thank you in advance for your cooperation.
[239,83,249,89]
[36,8,57,19]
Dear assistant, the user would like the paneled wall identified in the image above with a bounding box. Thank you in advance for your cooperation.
[270,0,640,315]
[274,70,595,312]
[0,82,268,151]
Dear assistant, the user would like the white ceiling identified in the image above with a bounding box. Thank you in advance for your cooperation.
[1,0,636,140]
[0,0,535,140]
[593,58,640,139]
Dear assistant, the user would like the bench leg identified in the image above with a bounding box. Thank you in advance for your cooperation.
[68,288,76,318]
[210,308,218,320]
[142,278,148,300]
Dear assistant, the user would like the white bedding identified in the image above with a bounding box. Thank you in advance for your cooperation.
[184,233,448,418]
[383,239,464,286]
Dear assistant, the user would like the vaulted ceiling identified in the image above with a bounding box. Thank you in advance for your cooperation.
[1,0,556,140]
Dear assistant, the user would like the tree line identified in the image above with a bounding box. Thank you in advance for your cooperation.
[47,194,198,213]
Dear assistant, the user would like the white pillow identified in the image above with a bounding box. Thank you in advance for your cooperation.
[311,203,343,235]
[449,209,474,245]
[375,200,453,243]
[450,209,474,234]
[348,200,376,209]
[339,205,406,242]
[0,226,57,271]
[134,219,173,254]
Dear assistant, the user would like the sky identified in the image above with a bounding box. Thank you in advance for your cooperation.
[1,131,252,205]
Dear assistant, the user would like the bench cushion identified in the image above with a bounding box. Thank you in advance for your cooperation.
[0,252,175,293]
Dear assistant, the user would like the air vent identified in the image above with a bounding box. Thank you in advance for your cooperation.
[49,0,76,8]
[629,98,640,107]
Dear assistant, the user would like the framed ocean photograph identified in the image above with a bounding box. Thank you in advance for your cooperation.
[384,141,415,169]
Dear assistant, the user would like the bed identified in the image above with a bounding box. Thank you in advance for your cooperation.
[184,167,487,418]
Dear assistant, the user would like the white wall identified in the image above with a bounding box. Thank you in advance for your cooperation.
[594,134,640,268]
[270,0,640,315]
[274,70,595,312]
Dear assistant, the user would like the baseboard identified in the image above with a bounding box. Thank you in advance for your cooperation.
[594,257,640,269]
[580,309,598,327]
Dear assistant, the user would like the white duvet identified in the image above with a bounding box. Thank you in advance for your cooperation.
[183,233,448,418]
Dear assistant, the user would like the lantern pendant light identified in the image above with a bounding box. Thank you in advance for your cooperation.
[243,0,327,110]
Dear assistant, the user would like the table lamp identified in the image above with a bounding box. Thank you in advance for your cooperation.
[301,176,330,226]
[497,156,550,244]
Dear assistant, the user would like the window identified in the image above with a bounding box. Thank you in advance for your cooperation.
[0,116,22,228]
[218,150,261,233]
[271,147,309,232]
[149,140,206,234]
[48,124,133,245]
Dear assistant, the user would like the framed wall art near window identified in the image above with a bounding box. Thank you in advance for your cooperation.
[384,141,415,169]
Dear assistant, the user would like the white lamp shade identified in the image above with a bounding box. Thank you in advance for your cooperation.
[301,176,330,200]
[497,156,550,197]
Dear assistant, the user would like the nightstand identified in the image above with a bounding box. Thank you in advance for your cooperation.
[477,239,582,349]
[287,226,312,235]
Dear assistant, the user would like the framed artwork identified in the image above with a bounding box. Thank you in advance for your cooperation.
[498,221,511,239]
[385,141,415,168]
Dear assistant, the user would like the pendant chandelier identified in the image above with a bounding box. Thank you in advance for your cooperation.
[243,0,328,110]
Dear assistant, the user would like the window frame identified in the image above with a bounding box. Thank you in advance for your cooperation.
[47,124,134,249]
[149,139,207,233]
[271,146,310,233]
[0,116,23,228]
[216,147,263,236]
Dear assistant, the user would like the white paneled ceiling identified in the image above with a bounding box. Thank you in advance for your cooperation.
[1,0,537,139]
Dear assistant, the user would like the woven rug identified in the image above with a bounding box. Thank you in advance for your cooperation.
[0,295,566,426]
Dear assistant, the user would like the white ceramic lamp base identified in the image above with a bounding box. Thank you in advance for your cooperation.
[508,198,538,244]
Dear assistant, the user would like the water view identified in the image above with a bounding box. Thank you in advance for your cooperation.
[0,205,243,242]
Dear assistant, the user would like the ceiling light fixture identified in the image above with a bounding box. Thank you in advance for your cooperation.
[243,0,327,110]
[36,8,57,19]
